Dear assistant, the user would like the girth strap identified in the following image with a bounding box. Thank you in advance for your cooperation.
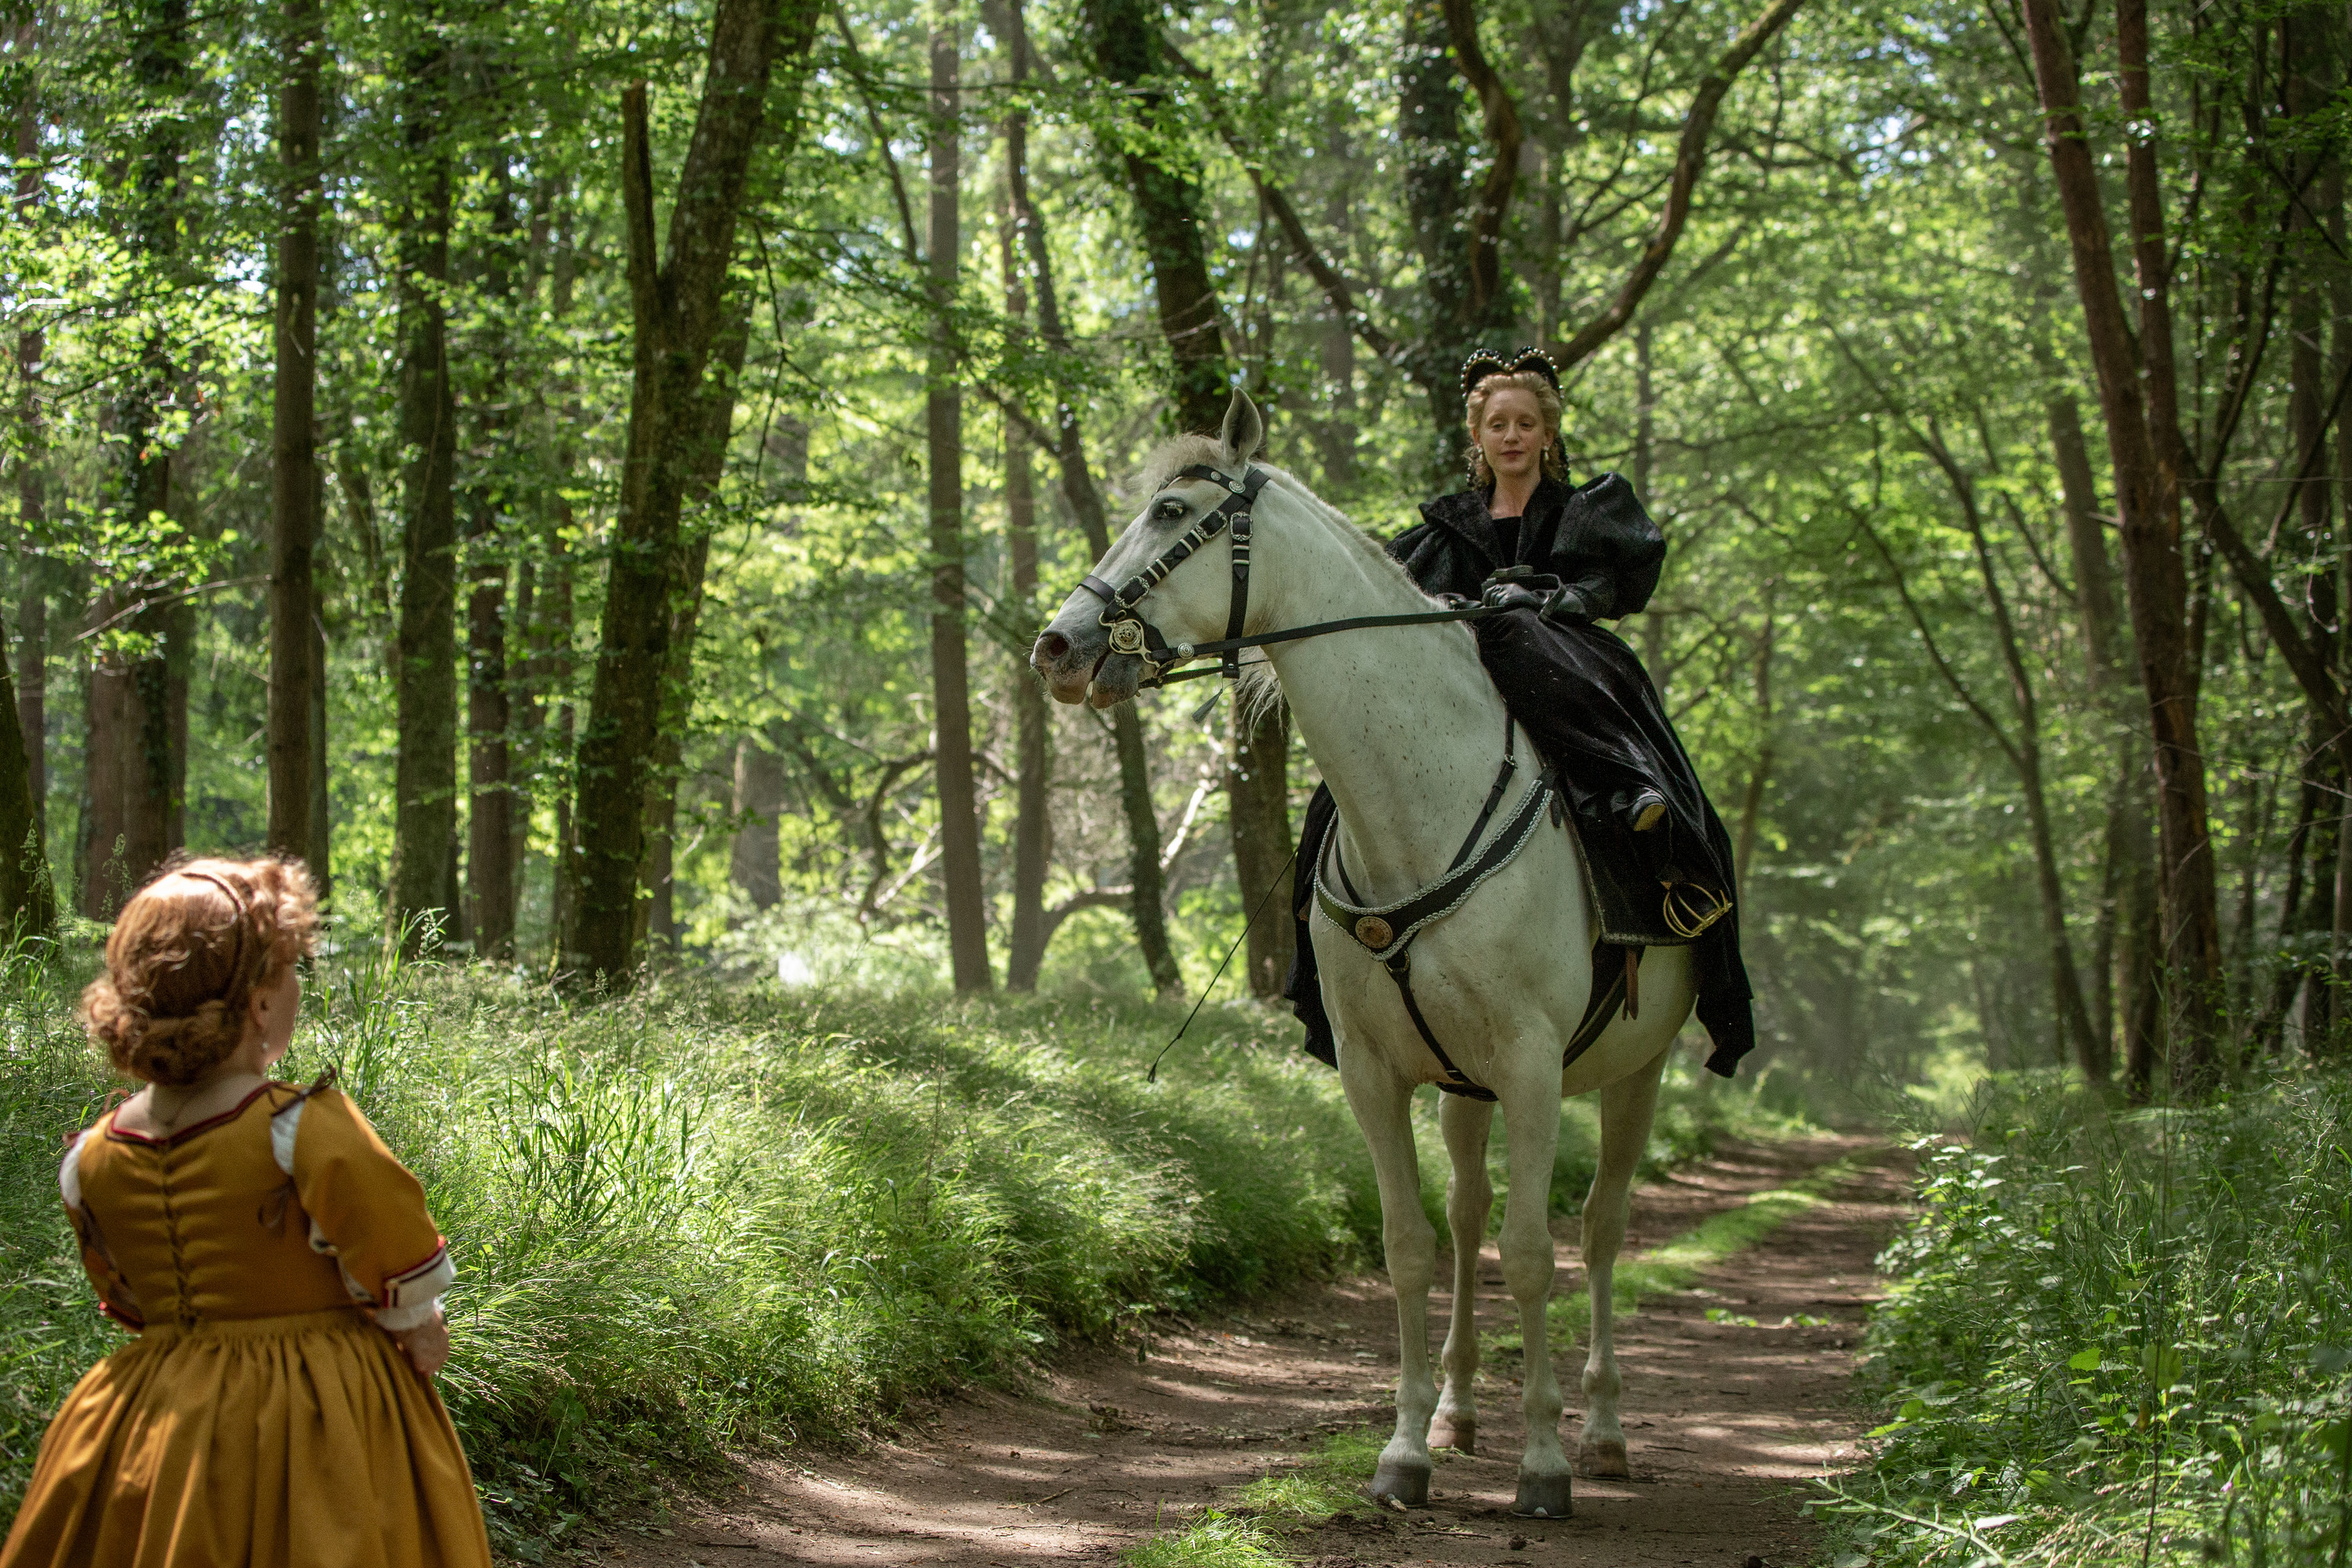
[1381,949,1497,1102]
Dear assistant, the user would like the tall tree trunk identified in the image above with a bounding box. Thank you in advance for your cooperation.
[390,13,459,949]
[466,163,520,960]
[0,623,51,935]
[2049,391,2147,1083]
[724,410,801,920]
[996,0,1180,995]
[268,0,321,866]
[1083,0,1229,434]
[640,306,750,951]
[1005,423,1048,989]
[533,185,579,961]
[2020,0,2223,1087]
[729,735,785,911]
[1081,0,1292,994]
[566,0,823,988]
[309,580,330,890]
[1733,602,1771,891]
[1001,201,1049,989]
[1883,442,2104,1081]
[927,1,991,991]
[12,34,49,908]
[2286,7,2352,1047]
[1230,702,1294,996]
[85,0,191,916]
[13,542,40,840]
[998,63,1049,993]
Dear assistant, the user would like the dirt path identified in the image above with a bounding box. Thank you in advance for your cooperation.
[596,1134,1911,1568]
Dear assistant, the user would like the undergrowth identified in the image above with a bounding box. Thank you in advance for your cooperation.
[1825,1071,2352,1568]
[0,931,1796,1556]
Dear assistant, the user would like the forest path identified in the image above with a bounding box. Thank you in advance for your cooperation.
[599,1131,1912,1568]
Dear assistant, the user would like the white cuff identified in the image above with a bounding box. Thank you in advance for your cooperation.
[372,1299,442,1332]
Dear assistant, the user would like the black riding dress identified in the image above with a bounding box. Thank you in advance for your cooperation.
[1283,470,1758,1079]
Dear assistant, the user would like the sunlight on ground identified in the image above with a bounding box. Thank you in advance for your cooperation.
[1485,1150,1868,1356]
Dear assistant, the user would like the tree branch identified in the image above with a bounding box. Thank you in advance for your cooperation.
[1160,38,1403,364]
[1549,0,1807,370]
[1438,0,1526,319]
[830,5,924,265]
[619,82,661,331]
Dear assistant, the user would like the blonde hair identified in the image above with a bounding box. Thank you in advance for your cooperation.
[80,856,321,1086]
[1465,371,1570,486]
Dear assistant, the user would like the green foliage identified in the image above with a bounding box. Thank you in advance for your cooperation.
[1232,1425,1388,1523]
[0,941,1384,1549]
[1828,1073,2352,1568]
[1123,1508,1296,1567]
[0,946,121,1534]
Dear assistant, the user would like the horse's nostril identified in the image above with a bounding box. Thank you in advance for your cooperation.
[1036,631,1071,662]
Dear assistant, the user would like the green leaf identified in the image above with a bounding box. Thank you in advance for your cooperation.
[2067,1348,2102,1372]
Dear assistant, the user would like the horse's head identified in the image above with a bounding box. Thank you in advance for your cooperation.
[1031,390,1265,707]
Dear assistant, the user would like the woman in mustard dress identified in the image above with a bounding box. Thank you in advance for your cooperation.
[1,857,492,1568]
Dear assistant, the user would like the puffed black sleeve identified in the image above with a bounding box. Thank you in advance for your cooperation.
[1546,473,1666,618]
[1386,520,1486,601]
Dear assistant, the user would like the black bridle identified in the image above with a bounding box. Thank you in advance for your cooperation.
[1074,463,1498,689]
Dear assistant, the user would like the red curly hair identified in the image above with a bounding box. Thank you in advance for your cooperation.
[79,856,321,1086]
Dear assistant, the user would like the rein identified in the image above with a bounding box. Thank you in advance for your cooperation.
[1075,463,1499,688]
[1075,462,1635,1094]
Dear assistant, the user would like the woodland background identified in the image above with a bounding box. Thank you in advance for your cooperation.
[3,0,2351,1102]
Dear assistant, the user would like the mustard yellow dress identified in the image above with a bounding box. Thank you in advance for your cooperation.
[0,1078,493,1568]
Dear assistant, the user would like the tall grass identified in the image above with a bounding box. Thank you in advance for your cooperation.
[0,934,1792,1555]
[1829,1072,2352,1568]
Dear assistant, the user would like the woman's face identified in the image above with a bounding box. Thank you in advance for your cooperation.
[1476,387,1547,483]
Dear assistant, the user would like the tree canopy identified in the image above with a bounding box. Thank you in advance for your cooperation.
[5,0,2349,1099]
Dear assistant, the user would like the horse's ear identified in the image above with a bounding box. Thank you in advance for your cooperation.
[1218,390,1265,469]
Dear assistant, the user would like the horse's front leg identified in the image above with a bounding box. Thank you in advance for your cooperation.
[1431,1092,1495,1454]
[1338,1053,1439,1507]
[1578,1047,1666,1478]
[1494,1058,1572,1518]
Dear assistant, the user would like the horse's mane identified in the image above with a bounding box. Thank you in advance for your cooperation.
[1132,436,1436,734]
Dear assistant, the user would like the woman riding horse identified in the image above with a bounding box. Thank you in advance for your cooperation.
[1286,346,1757,1079]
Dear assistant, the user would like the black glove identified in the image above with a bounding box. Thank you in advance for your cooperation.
[1480,579,1548,614]
[1540,584,1599,624]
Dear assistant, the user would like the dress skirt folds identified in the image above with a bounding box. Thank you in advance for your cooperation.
[6,1310,488,1568]
[0,1082,492,1568]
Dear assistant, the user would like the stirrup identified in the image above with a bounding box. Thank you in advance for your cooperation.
[1662,881,1731,938]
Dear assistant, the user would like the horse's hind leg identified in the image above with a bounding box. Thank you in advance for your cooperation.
[1577,1047,1667,1479]
[1432,1093,1495,1454]
[1338,1057,1439,1507]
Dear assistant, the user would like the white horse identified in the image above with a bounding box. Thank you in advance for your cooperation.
[1030,392,1697,1518]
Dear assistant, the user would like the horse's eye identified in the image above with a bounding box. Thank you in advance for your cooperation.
[1155,499,1187,521]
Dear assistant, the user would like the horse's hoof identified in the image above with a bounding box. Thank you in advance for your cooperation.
[1428,1415,1476,1454]
[1369,1457,1432,1508]
[1512,1470,1573,1518]
[1577,1438,1630,1478]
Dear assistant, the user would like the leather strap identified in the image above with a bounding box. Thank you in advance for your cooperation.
[1385,950,1496,1102]
[1316,760,1555,964]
